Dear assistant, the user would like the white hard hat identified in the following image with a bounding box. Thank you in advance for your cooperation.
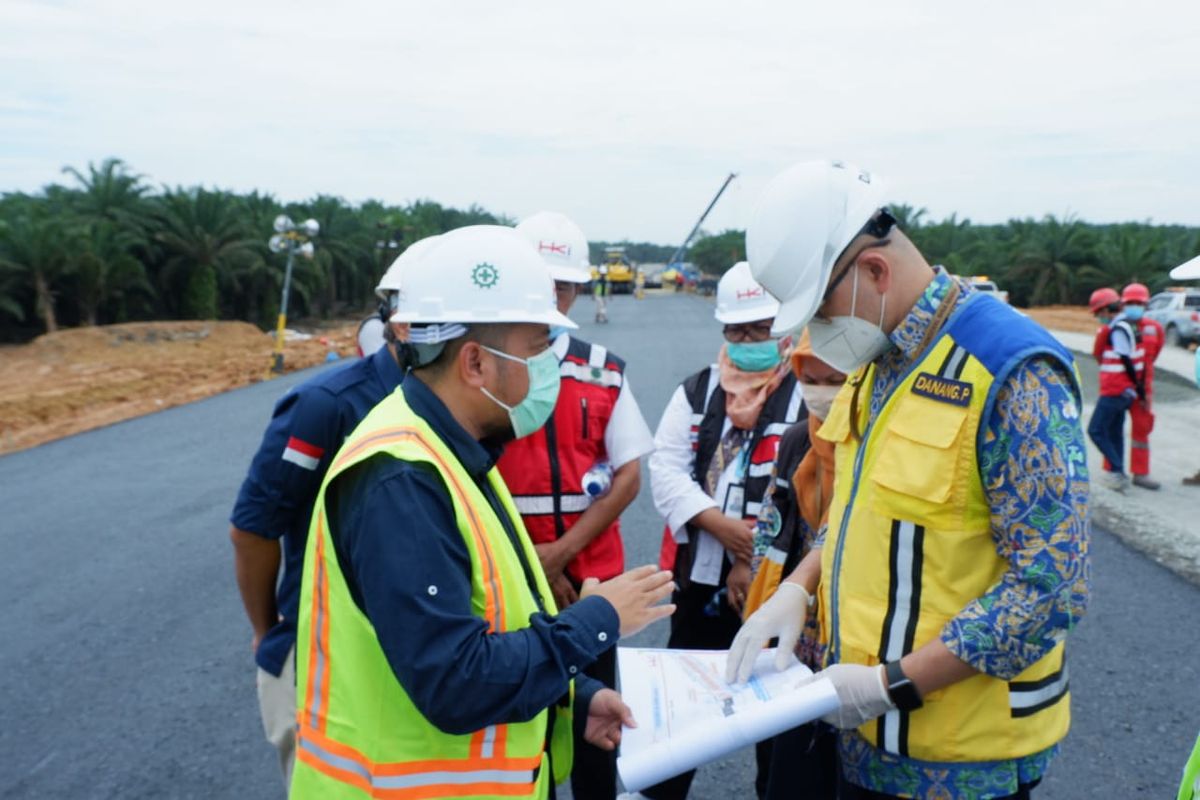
[747,160,887,335]
[514,211,592,283]
[391,225,577,330]
[715,261,779,324]
[1170,255,1200,280]
[376,235,441,300]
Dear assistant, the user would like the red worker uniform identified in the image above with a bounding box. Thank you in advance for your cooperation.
[499,336,631,583]
[1128,308,1164,477]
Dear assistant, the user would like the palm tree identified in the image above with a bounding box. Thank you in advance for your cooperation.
[152,188,261,320]
[61,158,151,229]
[75,221,154,325]
[1005,214,1095,305]
[889,203,928,231]
[1080,225,1164,290]
[0,196,74,332]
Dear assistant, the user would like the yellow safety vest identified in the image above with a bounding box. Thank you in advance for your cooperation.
[817,298,1078,763]
[291,389,572,799]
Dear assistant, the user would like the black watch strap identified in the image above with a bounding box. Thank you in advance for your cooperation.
[884,660,923,712]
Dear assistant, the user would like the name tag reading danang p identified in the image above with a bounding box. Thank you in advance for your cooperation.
[911,372,973,407]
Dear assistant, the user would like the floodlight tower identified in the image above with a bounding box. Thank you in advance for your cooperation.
[267,214,320,375]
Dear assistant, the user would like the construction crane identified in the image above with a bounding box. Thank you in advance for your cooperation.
[666,172,738,270]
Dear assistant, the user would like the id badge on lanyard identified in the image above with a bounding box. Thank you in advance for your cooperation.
[721,448,751,518]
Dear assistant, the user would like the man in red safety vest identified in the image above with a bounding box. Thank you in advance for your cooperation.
[1117,283,1164,489]
[498,211,655,800]
[1087,286,1145,492]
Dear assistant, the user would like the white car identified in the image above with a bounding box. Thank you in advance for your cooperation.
[1145,289,1200,348]
[969,277,1009,304]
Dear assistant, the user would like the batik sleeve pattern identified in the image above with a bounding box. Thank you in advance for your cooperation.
[941,357,1092,679]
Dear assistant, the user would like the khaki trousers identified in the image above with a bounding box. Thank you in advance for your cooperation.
[256,647,296,788]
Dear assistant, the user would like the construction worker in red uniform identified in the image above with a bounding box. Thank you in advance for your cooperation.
[498,211,655,800]
[1119,282,1164,489]
[1087,286,1145,492]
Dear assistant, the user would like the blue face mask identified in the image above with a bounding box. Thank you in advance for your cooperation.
[1123,305,1145,321]
[548,325,569,341]
[480,346,562,439]
[726,339,782,372]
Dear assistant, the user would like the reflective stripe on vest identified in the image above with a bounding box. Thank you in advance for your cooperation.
[512,493,591,515]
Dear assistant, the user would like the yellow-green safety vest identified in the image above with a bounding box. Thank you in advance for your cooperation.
[291,389,572,799]
[816,295,1082,763]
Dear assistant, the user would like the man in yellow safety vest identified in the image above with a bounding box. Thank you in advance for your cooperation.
[738,161,1091,800]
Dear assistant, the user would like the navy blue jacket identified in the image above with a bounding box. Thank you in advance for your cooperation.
[231,346,404,675]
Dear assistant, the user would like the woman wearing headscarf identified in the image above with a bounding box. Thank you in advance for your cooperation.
[729,331,847,799]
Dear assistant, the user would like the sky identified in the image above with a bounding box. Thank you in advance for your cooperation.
[3,0,1199,243]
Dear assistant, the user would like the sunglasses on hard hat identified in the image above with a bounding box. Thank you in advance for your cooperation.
[723,322,774,343]
[820,208,897,305]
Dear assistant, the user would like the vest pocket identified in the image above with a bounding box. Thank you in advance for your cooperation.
[870,398,968,508]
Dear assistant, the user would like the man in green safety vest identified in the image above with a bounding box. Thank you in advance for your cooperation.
[290,225,675,799]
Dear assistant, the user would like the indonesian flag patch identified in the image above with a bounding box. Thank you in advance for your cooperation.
[282,436,324,470]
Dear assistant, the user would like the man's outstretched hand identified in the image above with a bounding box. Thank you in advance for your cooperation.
[584,688,636,751]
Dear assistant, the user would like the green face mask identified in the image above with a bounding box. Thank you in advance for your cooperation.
[480,346,561,439]
[726,339,782,372]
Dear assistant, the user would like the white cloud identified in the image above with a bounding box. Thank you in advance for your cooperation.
[2,0,1199,241]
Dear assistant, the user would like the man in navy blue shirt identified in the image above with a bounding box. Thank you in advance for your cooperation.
[230,314,405,784]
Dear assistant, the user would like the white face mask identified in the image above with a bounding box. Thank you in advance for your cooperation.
[800,383,841,420]
[808,265,892,374]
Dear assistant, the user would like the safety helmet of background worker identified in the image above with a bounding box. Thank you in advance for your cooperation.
[1121,282,1151,304]
[747,160,887,336]
[1089,287,1121,314]
[375,235,441,301]
[715,261,780,323]
[514,211,592,283]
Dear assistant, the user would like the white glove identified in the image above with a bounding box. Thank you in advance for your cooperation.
[809,663,895,729]
[725,582,810,684]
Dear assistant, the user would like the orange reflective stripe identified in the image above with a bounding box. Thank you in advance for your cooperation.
[468,729,484,760]
[302,516,332,733]
[298,725,540,798]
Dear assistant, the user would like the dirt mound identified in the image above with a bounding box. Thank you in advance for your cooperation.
[0,319,360,455]
[1024,305,1096,334]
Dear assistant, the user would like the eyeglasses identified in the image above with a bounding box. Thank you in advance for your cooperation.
[820,208,897,305]
[723,322,774,343]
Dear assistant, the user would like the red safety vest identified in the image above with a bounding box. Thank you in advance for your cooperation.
[1092,324,1109,364]
[497,336,627,583]
[1098,318,1145,397]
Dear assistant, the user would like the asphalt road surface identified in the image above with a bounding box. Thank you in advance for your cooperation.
[2,291,1197,799]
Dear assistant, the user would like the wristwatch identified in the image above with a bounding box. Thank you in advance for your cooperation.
[884,661,923,712]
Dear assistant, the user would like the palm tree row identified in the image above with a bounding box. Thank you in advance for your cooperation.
[0,158,505,341]
[3,160,1197,342]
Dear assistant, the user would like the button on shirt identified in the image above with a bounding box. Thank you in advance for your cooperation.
[840,269,1091,798]
[230,346,404,675]
[324,374,618,735]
